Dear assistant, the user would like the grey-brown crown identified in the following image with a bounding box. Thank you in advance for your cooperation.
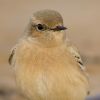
[33,9,63,27]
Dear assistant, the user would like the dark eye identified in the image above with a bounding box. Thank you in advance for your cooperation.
[36,24,46,31]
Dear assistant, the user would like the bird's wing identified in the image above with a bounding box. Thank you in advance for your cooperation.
[66,41,85,70]
[8,46,16,65]
[66,41,90,95]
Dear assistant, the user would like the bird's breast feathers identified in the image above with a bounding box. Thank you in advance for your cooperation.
[14,39,89,100]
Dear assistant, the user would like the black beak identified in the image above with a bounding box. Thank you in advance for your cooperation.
[56,26,67,30]
[50,26,67,31]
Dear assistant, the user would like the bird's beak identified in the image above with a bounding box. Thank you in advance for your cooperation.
[57,26,67,30]
[51,26,67,31]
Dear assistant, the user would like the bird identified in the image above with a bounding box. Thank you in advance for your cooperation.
[9,9,89,100]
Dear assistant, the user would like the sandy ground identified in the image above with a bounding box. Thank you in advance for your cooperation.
[0,0,100,99]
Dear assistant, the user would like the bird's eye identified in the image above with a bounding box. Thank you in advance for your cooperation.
[36,24,46,31]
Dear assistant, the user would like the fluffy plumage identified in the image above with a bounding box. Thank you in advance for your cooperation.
[9,9,89,100]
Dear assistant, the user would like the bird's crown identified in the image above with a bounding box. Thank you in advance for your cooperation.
[32,9,63,28]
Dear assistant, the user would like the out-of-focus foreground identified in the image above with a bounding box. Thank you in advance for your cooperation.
[0,0,100,100]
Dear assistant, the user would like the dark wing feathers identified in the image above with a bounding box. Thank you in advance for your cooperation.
[8,47,16,65]
[66,42,85,70]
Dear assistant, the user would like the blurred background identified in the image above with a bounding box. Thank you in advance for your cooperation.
[0,0,100,100]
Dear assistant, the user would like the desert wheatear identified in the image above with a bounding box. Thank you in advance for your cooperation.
[9,9,89,100]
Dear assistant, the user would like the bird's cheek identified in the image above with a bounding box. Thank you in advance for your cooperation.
[31,30,43,37]
[44,31,53,38]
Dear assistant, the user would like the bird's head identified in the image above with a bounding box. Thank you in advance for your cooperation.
[27,10,67,47]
